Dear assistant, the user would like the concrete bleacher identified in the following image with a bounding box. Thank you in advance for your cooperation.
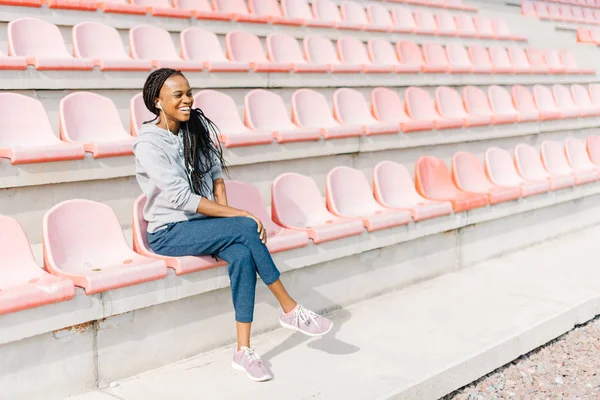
[3,0,600,398]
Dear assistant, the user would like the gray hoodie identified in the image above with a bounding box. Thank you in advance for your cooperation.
[133,123,223,233]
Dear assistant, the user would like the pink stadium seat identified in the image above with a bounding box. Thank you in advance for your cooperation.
[543,49,567,74]
[473,15,495,38]
[366,4,394,31]
[373,161,453,221]
[406,87,462,130]
[552,84,582,118]
[589,83,600,108]
[281,0,333,27]
[560,50,595,75]
[511,85,541,122]
[130,25,203,71]
[227,31,292,72]
[492,17,526,41]
[521,0,536,17]
[422,42,452,72]
[541,140,596,185]
[571,84,600,116]
[368,39,420,73]
[435,86,485,127]
[526,48,551,74]
[371,87,434,132]
[484,147,550,196]
[291,89,363,139]
[391,7,417,33]
[333,88,399,135]
[341,1,387,31]
[267,33,328,73]
[436,12,458,36]
[132,195,224,275]
[271,173,365,243]
[338,37,394,73]
[489,45,515,74]
[130,92,155,136]
[225,181,310,252]
[194,90,273,147]
[565,138,600,176]
[181,28,249,72]
[245,90,321,143]
[455,14,477,37]
[312,0,362,30]
[326,166,412,231]
[534,2,550,19]
[0,49,27,70]
[583,8,596,23]
[73,22,152,71]
[452,151,521,204]
[591,27,600,44]
[547,4,562,20]
[248,0,304,25]
[213,0,269,23]
[487,85,519,123]
[0,216,75,315]
[0,93,85,164]
[396,41,426,71]
[43,200,168,295]
[588,135,600,165]
[462,86,498,125]
[99,0,147,15]
[59,92,134,158]
[467,44,493,74]
[173,0,231,19]
[130,0,191,17]
[532,84,564,120]
[8,18,94,70]
[445,43,476,73]
[304,35,361,73]
[514,143,575,190]
[508,47,537,74]
[415,156,488,212]
[559,5,578,22]
[571,6,587,22]
[414,9,437,35]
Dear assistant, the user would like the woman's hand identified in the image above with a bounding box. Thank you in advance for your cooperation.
[244,213,267,245]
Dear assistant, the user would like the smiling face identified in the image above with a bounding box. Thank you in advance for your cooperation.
[155,74,193,131]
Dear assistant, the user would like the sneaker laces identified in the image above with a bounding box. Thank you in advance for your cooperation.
[295,305,321,329]
[243,347,262,365]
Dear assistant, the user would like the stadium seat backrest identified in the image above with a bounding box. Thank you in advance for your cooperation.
[589,84,600,106]
[488,85,518,115]
[250,0,284,17]
[304,35,340,64]
[176,0,212,11]
[571,84,594,108]
[225,180,283,235]
[397,41,425,67]
[267,33,304,64]
[435,86,468,118]
[9,18,70,57]
[214,0,250,13]
[340,1,369,24]
[245,89,293,129]
[368,39,399,64]
[194,90,248,133]
[423,42,449,67]
[446,44,472,68]
[367,4,393,27]
[456,13,476,36]
[544,49,564,70]
[292,89,337,127]
[490,45,513,69]
[0,93,57,146]
[415,156,458,199]
[373,161,424,206]
[130,92,156,136]
[226,31,269,63]
[541,140,572,174]
[328,166,380,214]
[526,48,548,69]
[313,0,343,22]
[468,45,492,68]
[130,24,179,60]
[0,216,38,272]
[337,37,369,64]
[436,12,457,33]
[281,0,313,19]
[73,22,128,59]
[371,87,410,122]
[333,88,374,124]
[512,85,538,113]
[463,86,493,117]
[533,84,559,111]
[415,9,437,31]
[405,87,437,120]
[552,84,577,110]
[391,7,417,31]
[485,147,523,185]
[474,15,494,36]
[508,47,531,68]
[453,151,493,192]
[181,27,228,62]
[566,138,594,169]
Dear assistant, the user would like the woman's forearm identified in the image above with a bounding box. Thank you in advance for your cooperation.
[196,197,247,218]
[213,178,228,206]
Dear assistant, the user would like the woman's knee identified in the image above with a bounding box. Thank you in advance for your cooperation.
[233,216,260,240]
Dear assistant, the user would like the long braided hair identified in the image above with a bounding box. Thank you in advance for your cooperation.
[142,68,227,198]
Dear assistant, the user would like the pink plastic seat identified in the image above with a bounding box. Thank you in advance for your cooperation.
[532,84,563,120]
[406,87,462,130]
[489,46,515,74]
[368,39,420,73]
[313,0,362,30]
[73,22,151,71]
[130,0,191,17]
[226,31,292,72]
[333,88,399,136]
[173,0,231,19]
[560,50,595,75]
[59,92,134,158]
[455,13,477,37]
[435,86,485,127]
[326,166,412,231]
[534,2,550,19]
[544,49,567,74]
[0,215,75,315]
[547,4,562,20]
[391,7,417,33]
[571,6,587,22]
[589,84,600,108]
[590,27,600,44]
[452,151,521,204]
[99,0,147,15]
[514,143,575,190]
[415,156,488,212]
[396,41,426,71]
[577,26,593,44]
[225,181,310,252]
[43,200,168,295]
[564,139,600,183]
[267,33,328,73]
[492,17,526,41]
[181,27,249,72]
[436,12,458,36]
[291,89,363,139]
[571,84,600,116]
[422,42,452,73]
[194,90,273,147]
[8,18,94,70]
[248,0,304,25]
[508,47,538,74]
[484,147,550,196]
[271,173,365,243]
[0,93,85,164]
[552,84,582,118]
[467,44,493,74]
[213,0,269,23]
[588,135,600,165]
[0,49,27,70]
[414,9,437,35]
[338,37,394,73]
[245,90,321,143]
[445,43,475,73]
[541,140,595,185]
[130,25,203,71]
[373,161,453,221]
[559,5,578,22]
[366,4,394,31]
[511,85,541,122]
[371,87,434,132]
[521,0,535,17]
[304,35,361,73]
[132,195,224,275]
[281,0,333,28]
[473,15,495,38]
[487,85,519,123]
[526,48,551,74]
[130,92,155,136]
[462,86,500,125]
[341,1,387,31]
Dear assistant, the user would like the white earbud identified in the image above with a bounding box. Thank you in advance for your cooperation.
[157,101,162,110]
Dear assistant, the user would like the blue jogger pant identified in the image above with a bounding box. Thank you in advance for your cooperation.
[148,216,281,323]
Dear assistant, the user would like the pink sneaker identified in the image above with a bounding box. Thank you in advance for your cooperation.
[232,346,272,382]
[279,304,333,337]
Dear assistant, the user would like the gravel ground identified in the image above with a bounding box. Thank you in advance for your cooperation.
[444,316,600,400]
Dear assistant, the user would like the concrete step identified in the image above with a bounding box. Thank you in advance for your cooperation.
[65,223,600,400]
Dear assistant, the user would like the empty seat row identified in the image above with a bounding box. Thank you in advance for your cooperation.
[379,0,476,12]
[522,1,600,24]
[3,135,600,314]
[531,0,600,8]
[576,25,600,42]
